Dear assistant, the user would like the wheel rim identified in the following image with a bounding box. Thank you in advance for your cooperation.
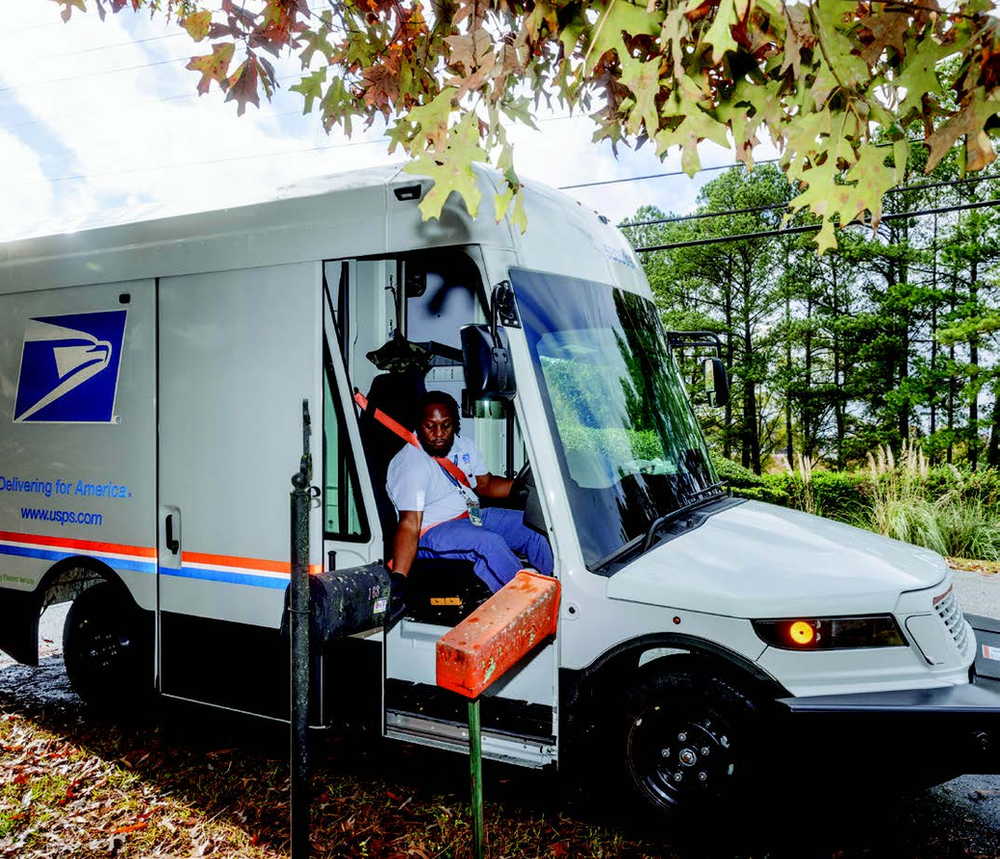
[75,615,134,675]
[626,704,737,810]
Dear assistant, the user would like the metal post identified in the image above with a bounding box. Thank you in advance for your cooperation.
[468,699,484,859]
[290,401,312,859]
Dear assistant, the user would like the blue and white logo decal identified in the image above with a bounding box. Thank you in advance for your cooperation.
[13,310,128,424]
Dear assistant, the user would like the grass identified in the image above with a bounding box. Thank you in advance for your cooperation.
[866,443,1000,560]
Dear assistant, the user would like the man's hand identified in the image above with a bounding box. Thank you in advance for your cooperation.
[388,569,408,626]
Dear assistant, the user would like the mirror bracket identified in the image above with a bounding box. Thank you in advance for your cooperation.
[666,330,722,358]
[491,281,521,332]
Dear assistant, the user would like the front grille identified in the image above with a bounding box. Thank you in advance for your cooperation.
[934,585,970,654]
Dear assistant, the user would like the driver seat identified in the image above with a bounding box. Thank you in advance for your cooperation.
[357,372,492,624]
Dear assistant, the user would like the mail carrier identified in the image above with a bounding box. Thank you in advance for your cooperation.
[1,164,998,820]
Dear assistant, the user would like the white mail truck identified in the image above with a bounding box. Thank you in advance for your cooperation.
[1,164,998,820]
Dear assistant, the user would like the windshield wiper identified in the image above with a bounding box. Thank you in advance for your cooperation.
[640,481,730,552]
[592,482,730,572]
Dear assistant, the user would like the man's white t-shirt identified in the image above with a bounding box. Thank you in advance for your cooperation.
[386,435,486,530]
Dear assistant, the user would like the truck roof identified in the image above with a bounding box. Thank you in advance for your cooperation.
[0,162,646,299]
[0,163,505,294]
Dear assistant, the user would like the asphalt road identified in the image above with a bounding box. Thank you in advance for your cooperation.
[2,570,999,856]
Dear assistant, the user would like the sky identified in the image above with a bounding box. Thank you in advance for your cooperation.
[0,2,764,242]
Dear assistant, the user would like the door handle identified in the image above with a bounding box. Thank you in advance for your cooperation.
[165,514,180,555]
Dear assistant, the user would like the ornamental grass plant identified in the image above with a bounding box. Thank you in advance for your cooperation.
[932,470,1000,562]
[866,441,948,556]
[715,448,1000,561]
[866,444,1000,561]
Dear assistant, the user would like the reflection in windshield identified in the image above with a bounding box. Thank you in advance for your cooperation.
[513,269,717,568]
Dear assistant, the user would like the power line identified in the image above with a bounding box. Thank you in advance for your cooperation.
[0,67,312,133]
[558,160,781,190]
[620,172,1000,229]
[633,198,1000,252]
[0,56,190,96]
[623,202,781,228]
[39,32,185,63]
[561,139,931,192]
[0,21,62,38]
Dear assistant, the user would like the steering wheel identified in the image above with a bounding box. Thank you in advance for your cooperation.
[510,461,533,501]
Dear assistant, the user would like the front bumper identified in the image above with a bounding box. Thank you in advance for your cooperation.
[775,614,1000,774]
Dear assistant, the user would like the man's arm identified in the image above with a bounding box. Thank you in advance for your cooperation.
[474,472,514,499]
[392,509,424,575]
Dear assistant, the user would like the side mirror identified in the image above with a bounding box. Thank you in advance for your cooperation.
[461,324,516,400]
[704,357,729,408]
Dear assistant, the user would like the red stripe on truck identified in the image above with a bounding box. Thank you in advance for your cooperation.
[0,529,156,558]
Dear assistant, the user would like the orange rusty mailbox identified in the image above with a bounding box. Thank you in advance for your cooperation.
[436,570,561,698]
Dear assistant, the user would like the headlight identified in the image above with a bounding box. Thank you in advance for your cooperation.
[752,615,907,650]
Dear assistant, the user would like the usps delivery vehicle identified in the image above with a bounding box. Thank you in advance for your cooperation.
[1,164,998,819]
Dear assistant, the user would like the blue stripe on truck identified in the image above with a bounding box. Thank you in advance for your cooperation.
[0,543,156,574]
[160,565,289,589]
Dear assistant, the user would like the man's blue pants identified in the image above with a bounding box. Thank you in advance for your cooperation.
[416,508,554,593]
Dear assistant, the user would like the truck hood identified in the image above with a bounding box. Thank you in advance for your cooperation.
[606,500,947,617]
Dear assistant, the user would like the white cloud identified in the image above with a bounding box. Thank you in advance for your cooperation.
[0,129,59,239]
[0,4,778,241]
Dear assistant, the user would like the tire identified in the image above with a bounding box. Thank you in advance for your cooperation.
[63,582,154,712]
[614,662,760,823]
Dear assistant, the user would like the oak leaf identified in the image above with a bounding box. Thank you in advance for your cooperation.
[891,36,950,118]
[299,19,336,68]
[180,11,212,43]
[859,9,910,65]
[404,88,457,152]
[55,0,86,22]
[186,42,235,95]
[404,113,488,219]
[319,77,359,134]
[225,56,261,116]
[703,0,740,63]
[290,68,327,114]
[926,88,1000,172]
[361,63,400,114]
[779,3,816,77]
[620,53,661,136]
[585,0,662,74]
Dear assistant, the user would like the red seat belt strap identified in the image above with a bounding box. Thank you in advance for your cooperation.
[354,391,471,488]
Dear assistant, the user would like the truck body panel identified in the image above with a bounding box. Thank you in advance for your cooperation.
[0,163,997,799]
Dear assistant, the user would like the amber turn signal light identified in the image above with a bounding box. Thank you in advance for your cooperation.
[789,621,816,646]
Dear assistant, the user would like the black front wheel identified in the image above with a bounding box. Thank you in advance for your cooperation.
[617,663,759,820]
[63,582,154,712]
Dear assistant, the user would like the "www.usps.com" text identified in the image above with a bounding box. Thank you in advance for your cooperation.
[20,507,104,527]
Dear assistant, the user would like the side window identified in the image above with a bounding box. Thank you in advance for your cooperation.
[402,251,513,472]
[323,343,368,540]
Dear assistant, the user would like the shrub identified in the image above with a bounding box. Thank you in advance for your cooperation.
[711,453,792,505]
[712,446,1000,561]
[710,453,763,487]
[711,454,869,522]
[864,444,1000,560]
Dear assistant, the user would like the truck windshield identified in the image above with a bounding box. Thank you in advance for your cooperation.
[512,269,719,569]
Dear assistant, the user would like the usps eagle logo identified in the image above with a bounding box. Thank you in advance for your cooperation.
[13,310,128,423]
